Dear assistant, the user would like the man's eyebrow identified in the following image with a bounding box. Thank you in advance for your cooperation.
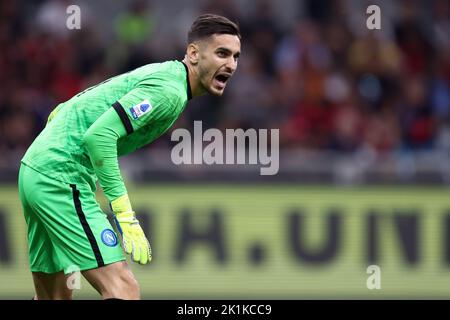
[216,47,232,53]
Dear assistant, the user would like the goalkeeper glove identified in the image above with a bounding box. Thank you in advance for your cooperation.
[111,194,152,265]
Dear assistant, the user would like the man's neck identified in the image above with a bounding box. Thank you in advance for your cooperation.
[182,58,207,98]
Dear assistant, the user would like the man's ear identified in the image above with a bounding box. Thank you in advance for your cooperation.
[187,43,200,65]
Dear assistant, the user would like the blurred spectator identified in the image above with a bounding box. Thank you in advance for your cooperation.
[114,0,157,71]
[36,0,73,40]
[115,0,155,45]
[399,76,436,150]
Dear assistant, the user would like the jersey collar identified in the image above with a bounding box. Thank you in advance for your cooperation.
[181,61,193,100]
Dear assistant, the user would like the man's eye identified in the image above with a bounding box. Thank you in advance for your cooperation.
[217,51,226,57]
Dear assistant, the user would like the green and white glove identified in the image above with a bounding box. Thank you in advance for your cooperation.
[111,194,152,265]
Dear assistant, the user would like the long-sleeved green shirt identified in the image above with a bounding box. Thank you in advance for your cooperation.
[22,60,192,201]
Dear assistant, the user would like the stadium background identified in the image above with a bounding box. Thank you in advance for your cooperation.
[0,0,450,298]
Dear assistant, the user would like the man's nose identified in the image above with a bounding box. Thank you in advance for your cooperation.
[225,57,237,73]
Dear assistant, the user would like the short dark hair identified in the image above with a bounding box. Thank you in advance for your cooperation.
[187,14,241,44]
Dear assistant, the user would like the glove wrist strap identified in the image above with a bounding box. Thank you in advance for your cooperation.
[111,194,133,215]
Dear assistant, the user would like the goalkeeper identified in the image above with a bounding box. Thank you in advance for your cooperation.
[18,14,241,300]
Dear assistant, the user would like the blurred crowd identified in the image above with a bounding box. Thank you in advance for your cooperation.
[1,0,450,166]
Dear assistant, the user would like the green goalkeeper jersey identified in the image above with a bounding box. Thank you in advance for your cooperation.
[22,60,192,201]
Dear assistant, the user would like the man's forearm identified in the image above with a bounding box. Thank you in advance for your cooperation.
[83,107,128,202]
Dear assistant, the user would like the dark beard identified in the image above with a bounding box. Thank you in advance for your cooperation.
[198,63,224,96]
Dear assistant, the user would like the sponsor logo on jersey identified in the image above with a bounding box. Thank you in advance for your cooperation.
[101,229,118,247]
[130,99,152,119]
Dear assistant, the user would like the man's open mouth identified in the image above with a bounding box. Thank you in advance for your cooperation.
[214,73,231,86]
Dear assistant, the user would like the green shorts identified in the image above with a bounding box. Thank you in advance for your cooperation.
[18,162,125,274]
